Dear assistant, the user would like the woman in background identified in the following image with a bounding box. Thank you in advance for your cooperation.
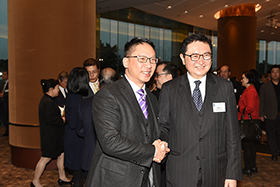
[237,71,260,176]
[31,79,71,187]
[64,67,89,187]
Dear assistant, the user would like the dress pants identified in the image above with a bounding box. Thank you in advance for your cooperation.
[266,114,280,156]
[242,140,256,170]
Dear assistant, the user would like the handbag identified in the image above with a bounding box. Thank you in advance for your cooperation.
[239,107,262,141]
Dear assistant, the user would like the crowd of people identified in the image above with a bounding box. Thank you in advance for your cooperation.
[1,33,277,187]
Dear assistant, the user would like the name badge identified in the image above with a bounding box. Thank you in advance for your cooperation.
[213,102,226,113]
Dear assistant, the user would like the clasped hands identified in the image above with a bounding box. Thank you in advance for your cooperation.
[152,139,170,163]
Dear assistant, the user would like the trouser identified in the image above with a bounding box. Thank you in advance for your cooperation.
[266,114,280,155]
[242,140,256,170]
[72,170,85,187]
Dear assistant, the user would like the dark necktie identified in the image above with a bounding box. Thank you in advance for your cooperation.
[137,89,148,119]
[64,89,67,97]
[193,80,202,111]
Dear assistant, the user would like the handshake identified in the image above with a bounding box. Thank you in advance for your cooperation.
[152,139,170,163]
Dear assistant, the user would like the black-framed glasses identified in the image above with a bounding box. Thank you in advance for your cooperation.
[154,73,169,78]
[184,52,212,61]
[126,55,158,64]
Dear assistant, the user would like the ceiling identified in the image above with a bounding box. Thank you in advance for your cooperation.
[96,0,280,42]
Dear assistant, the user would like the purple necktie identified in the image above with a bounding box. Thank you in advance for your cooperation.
[137,89,148,119]
[193,80,202,111]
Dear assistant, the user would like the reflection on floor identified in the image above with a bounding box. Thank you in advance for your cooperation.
[1,126,280,187]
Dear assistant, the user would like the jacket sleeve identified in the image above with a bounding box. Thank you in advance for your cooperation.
[92,88,155,168]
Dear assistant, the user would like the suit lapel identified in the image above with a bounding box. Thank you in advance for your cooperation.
[146,88,160,138]
[179,74,200,132]
[119,78,147,125]
[200,74,217,132]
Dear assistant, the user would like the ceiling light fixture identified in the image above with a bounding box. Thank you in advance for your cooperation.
[166,5,172,9]
[183,10,188,14]
[224,4,228,8]
[199,14,203,18]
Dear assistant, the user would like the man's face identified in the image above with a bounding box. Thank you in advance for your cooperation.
[59,78,68,89]
[220,66,231,80]
[155,64,172,89]
[2,71,8,81]
[180,41,212,79]
[271,68,280,81]
[85,65,99,83]
[123,43,156,88]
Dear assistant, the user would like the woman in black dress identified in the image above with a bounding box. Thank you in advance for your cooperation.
[31,79,71,187]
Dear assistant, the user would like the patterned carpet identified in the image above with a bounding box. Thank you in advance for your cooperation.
[1,126,280,187]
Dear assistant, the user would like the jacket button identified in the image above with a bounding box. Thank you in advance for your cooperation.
[199,138,202,141]
[196,156,200,160]
[140,169,145,174]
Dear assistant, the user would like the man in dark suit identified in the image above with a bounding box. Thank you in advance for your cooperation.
[259,65,280,161]
[220,65,243,103]
[159,33,242,187]
[86,37,169,187]
[83,58,100,97]
[152,61,178,99]
[0,71,9,136]
[54,71,68,107]
[77,67,118,180]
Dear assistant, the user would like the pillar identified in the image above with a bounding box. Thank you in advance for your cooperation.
[8,0,96,169]
[217,4,257,79]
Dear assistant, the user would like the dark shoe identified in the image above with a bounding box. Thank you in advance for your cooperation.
[243,168,252,177]
[58,179,72,186]
[251,167,258,173]
[30,182,35,187]
[271,155,278,161]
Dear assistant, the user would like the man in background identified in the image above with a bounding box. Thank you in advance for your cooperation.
[220,65,243,103]
[152,61,178,99]
[83,58,100,97]
[259,65,280,161]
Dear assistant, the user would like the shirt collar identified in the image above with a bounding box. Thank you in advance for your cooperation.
[124,74,146,95]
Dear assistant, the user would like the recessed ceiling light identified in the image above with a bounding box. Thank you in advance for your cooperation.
[166,5,172,9]
[183,10,188,14]
[224,4,228,8]
[261,30,264,33]
[265,0,270,2]
[199,14,203,18]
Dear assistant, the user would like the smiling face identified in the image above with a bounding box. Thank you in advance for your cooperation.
[155,64,172,89]
[180,41,212,79]
[123,43,156,88]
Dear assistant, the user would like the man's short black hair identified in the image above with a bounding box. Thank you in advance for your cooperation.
[124,37,156,56]
[83,58,100,69]
[180,33,212,55]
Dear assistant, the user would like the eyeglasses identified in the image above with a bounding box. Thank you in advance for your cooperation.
[184,52,212,61]
[126,55,158,64]
[154,73,169,78]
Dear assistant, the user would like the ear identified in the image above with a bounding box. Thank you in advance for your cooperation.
[229,71,231,76]
[123,57,128,68]
[167,73,173,81]
[179,54,185,65]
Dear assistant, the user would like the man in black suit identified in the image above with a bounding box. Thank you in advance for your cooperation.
[220,65,243,103]
[0,71,9,136]
[83,58,100,97]
[152,61,178,99]
[159,33,242,187]
[86,37,169,187]
[54,71,68,107]
[77,67,118,180]
[259,65,280,161]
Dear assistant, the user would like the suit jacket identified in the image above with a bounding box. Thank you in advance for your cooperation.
[85,77,161,187]
[259,81,278,119]
[159,73,242,187]
[230,78,243,103]
[54,90,66,107]
[76,96,96,171]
